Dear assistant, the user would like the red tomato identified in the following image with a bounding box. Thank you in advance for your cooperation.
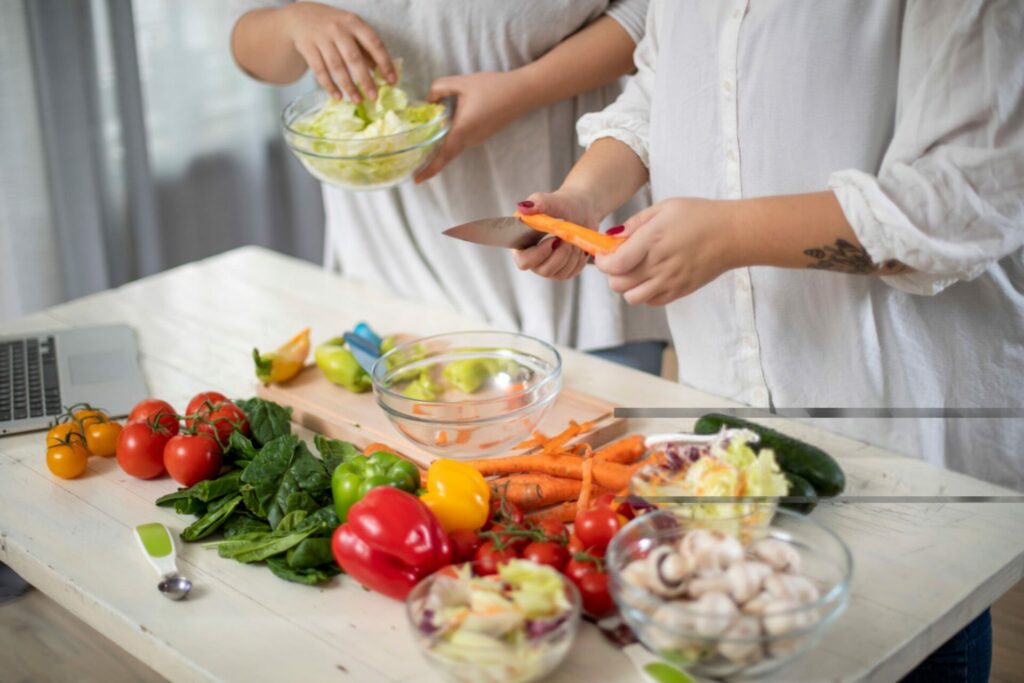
[567,534,605,559]
[185,391,228,417]
[593,493,617,510]
[195,401,249,445]
[532,518,569,544]
[450,529,484,564]
[127,398,179,435]
[163,434,221,486]
[117,422,172,479]
[575,507,621,552]
[490,523,530,552]
[575,571,615,618]
[488,497,524,527]
[473,541,519,576]
[522,541,569,571]
[564,557,599,584]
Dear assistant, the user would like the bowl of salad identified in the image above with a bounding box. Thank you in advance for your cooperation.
[372,331,562,458]
[281,69,450,190]
[406,560,581,683]
[630,429,789,528]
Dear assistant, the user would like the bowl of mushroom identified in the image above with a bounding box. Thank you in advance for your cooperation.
[606,509,851,678]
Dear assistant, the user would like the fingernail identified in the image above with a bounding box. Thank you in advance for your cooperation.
[552,238,562,250]
[606,225,625,235]
[518,201,535,209]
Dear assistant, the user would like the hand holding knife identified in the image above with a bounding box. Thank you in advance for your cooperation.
[443,211,626,257]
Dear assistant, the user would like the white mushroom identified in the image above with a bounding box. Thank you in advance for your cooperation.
[687,575,732,599]
[647,604,703,653]
[740,590,774,616]
[688,591,739,637]
[645,545,694,598]
[678,530,744,576]
[764,573,820,603]
[750,538,802,573]
[717,616,765,665]
[724,560,774,604]
[761,599,820,657]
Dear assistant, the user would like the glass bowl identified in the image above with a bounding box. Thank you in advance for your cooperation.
[405,564,581,683]
[372,331,562,458]
[281,89,450,191]
[606,510,852,679]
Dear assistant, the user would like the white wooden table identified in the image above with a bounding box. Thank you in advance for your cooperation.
[1,247,1021,682]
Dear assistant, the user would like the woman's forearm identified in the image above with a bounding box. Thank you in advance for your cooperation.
[231,7,306,83]
[513,15,638,116]
[561,138,649,222]
[730,191,911,275]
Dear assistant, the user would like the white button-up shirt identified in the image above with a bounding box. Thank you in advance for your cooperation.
[579,0,1024,486]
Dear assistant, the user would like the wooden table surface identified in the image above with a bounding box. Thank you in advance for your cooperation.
[1,247,1021,682]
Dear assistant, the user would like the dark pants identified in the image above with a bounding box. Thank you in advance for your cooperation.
[901,609,992,683]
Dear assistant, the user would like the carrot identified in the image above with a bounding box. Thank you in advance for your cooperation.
[514,431,548,451]
[578,459,595,517]
[525,501,579,525]
[594,434,647,465]
[363,442,398,456]
[514,211,625,256]
[490,475,582,511]
[463,454,584,479]
[592,461,646,492]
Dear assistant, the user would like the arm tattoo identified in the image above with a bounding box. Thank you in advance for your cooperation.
[803,239,910,275]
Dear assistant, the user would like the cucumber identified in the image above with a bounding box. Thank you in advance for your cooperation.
[781,472,817,515]
[693,413,846,497]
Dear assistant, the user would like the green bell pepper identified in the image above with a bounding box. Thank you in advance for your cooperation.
[330,452,422,522]
[315,337,372,393]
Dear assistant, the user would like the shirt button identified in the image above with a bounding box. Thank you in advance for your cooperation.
[743,335,757,349]
[726,148,738,162]
[723,80,734,94]
[737,275,751,293]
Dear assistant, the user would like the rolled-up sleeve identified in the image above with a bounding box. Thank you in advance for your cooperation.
[829,0,1024,295]
[603,0,649,44]
[577,0,658,167]
[229,0,287,30]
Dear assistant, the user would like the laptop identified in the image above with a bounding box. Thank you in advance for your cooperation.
[0,324,148,436]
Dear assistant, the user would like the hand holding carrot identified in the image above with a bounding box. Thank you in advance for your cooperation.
[513,191,608,280]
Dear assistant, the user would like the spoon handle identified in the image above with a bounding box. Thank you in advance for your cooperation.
[133,523,180,577]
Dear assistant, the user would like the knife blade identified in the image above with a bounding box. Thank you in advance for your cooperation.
[443,217,546,251]
[342,332,381,374]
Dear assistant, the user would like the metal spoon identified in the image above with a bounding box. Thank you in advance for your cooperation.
[134,523,192,601]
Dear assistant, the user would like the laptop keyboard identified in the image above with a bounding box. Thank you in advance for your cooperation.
[0,336,62,422]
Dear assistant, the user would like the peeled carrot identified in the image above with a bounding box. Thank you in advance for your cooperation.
[525,501,579,525]
[592,461,646,492]
[514,211,625,256]
[363,442,398,456]
[594,434,647,465]
[577,459,595,517]
[464,454,584,479]
[491,475,582,511]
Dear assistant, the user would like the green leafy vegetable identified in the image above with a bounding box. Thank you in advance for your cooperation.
[314,434,358,474]
[236,397,293,446]
[286,537,334,569]
[181,495,243,542]
[266,557,341,585]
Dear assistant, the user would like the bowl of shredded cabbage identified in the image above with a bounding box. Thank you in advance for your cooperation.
[282,71,450,190]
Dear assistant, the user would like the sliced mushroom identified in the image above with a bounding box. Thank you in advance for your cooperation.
[724,560,774,604]
[764,573,820,603]
[717,615,765,665]
[750,538,802,573]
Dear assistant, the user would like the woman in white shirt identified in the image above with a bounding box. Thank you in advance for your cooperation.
[230,0,668,372]
[518,1,1022,678]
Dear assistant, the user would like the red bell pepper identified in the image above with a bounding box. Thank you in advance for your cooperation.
[331,487,451,600]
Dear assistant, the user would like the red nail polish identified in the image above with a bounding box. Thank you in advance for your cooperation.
[607,225,625,235]
[552,238,562,250]
[518,201,535,209]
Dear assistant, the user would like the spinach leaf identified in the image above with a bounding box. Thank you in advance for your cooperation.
[223,515,271,539]
[314,435,358,474]
[155,488,194,507]
[297,505,340,536]
[275,509,309,533]
[284,491,319,517]
[236,398,293,446]
[219,528,315,563]
[155,471,242,509]
[174,497,207,516]
[181,495,242,542]
[286,537,334,569]
[266,557,341,585]
[240,434,300,518]
[226,430,259,463]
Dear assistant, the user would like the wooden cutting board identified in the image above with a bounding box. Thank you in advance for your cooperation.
[256,365,626,467]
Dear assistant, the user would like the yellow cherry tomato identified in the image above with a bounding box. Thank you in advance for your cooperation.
[74,408,109,428]
[85,421,122,457]
[46,421,84,449]
[47,442,89,479]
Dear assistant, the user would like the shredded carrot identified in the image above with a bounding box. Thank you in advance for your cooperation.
[594,434,647,465]
[513,430,548,451]
[435,431,449,446]
[514,211,625,256]
[525,501,579,525]
[490,475,582,511]
[578,459,595,517]
[455,429,472,445]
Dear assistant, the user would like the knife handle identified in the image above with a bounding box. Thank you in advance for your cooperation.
[515,211,626,257]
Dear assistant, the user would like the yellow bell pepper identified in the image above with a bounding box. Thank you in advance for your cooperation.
[253,328,310,384]
[419,459,490,532]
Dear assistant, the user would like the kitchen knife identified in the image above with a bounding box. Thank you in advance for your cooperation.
[343,332,381,374]
[443,212,625,257]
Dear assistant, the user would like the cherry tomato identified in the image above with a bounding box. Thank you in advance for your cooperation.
[46,441,89,479]
[163,434,221,486]
[46,421,84,449]
[194,401,249,445]
[73,408,108,428]
[532,518,569,544]
[127,399,180,435]
[490,523,530,552]
[564,556,599,583]
[117,422,171,479]
[593,493,617,510]
[473,541,519,576]
[574,507,621,552]
[575,571,615,618]
[185,391,228,418]
[84,421,122,457]
[488,497,524,527]
[522,541,569,571]
[567,533,605,559]
[450,529,484,564]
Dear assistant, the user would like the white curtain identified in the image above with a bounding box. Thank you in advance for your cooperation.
[0,0,326,324]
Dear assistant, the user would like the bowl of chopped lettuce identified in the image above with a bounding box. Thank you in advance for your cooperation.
[282,72,450,190]
[406,560,581,683]
[630,429,789,528]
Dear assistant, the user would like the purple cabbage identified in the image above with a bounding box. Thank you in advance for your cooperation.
[419,608,439,635]
[525,614,569,639]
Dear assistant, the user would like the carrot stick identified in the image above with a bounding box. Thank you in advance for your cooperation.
[525,501,579,525]
[594,434,647,465]
[514,211,625,256]
[463,454,584,479]
[578,459,595,517]
[592,461,646,492]
[490,475,582,511]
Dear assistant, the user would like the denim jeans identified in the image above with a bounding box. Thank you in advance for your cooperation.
[588,340,668,377]
[901,609,992,683]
